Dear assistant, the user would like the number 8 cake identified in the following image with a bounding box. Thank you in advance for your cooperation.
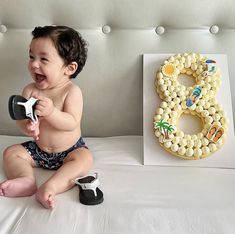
[153,53,227,159]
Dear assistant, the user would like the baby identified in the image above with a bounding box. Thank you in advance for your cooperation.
[0,25,93,209]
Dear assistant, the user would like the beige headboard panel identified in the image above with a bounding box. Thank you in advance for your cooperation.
[1,0,235,136]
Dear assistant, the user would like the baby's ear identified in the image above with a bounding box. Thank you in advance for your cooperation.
[65,62,78,76]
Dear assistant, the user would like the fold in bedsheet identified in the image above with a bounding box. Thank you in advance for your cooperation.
[1,135,235,234]
[0,135,143,166]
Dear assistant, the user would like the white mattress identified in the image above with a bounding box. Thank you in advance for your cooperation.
[1,135,235,234]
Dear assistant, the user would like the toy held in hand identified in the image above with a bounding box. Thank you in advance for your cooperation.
[8,95,38,123]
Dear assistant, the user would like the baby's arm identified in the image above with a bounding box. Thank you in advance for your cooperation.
[17,119,40,140]
[35,85,83,131]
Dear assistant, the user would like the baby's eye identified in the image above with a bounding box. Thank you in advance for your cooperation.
[29,55,34,60]
[41,58,49,62]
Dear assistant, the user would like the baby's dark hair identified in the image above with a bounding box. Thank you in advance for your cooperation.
[31,25,88,78]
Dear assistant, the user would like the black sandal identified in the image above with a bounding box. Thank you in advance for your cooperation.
[8,95,38,122]
[75,173,104,205]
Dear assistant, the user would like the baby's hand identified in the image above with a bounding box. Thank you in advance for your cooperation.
[34,95,54,118]
[26,120,40,140]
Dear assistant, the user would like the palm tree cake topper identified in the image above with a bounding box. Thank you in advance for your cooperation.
[154,119,175,141]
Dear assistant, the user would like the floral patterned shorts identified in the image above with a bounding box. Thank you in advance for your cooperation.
[21,137,88,170]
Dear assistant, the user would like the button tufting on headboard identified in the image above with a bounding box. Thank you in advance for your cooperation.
[102,25,111,34]
[210,25,219,34]
[0,25,7,33]
[155,26,165,35]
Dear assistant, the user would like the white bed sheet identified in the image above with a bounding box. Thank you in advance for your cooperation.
[1,135,235,234]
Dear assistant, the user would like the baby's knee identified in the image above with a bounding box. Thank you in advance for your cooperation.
[66,148,93,170]
[86,150,93,166]
[3,145,23,162]
[3,145,14,159]
[79,149,93,167]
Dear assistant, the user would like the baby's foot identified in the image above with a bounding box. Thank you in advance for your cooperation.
[36,185,56,209]
[0,177,37,197]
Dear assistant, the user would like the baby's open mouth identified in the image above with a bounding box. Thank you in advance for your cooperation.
[35,74,46,83]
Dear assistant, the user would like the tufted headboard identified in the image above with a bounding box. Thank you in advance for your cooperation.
[0,0,235,137]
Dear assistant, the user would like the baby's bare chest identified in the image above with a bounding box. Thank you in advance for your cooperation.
[39,91,67,110]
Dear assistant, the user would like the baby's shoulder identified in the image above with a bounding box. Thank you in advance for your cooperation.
[22,83,38,98]
[66,82,82,95]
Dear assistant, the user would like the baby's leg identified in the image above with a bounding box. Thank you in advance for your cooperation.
[0,144,37,197]
[36,147,92,209]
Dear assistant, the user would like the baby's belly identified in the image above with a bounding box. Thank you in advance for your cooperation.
[36,128,81,153]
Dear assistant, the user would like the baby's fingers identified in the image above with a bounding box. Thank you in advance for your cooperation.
[27,121,38,130]
[26,122,34,131]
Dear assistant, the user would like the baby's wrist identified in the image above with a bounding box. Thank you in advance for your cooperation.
[44,107,56,120]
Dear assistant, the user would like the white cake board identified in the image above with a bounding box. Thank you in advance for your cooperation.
[143,54,235,168]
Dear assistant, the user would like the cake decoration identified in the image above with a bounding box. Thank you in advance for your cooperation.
[186,86,202,107]
[206,123,224,143]
[162,64,176,77]
[154,119,175,141]
[203,59,217,77]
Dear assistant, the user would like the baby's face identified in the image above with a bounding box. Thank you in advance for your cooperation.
[28,37,69,90]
